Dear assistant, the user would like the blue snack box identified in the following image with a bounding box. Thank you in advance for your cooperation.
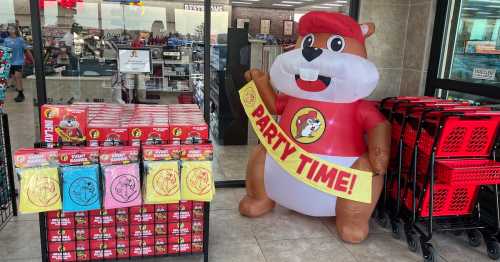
[61,164,101,212]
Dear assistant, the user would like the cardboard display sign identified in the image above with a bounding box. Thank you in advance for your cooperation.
[239,81,373,203]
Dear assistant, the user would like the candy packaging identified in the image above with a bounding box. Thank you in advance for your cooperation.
[61,164,101,212]
[144,161,180,204]
[18,166,62,213]
[180,161,214,202]
[103,163,142,209]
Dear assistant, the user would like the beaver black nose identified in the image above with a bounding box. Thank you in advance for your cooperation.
[302,47,322,62]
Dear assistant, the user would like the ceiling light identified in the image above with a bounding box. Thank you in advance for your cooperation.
[273,3,293,6]
[322,3,343,6]
[312,5,331,8]
[335,0,348,3]
[282,1,303,3]
[232,1,253,4]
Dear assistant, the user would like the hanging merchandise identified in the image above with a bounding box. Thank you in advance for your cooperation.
[0,47,12,108]
[15,149,62,214]
[100,146,142,209]
[143,145,181,204]
[180,145,214,202]
[59,147,101,212]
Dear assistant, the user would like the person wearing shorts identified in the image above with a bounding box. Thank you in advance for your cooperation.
[3,24,32,102]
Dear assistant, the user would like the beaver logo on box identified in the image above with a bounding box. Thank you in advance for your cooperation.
[290,108,325,144]
[54,114,85,143]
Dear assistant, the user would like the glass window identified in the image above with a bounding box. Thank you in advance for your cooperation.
[439,0,500,87]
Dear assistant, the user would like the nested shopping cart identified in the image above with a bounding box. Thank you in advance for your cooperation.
[375,99,471,229]
[398,110,500,262]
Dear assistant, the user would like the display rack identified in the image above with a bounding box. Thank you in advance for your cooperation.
[0,113,16,231]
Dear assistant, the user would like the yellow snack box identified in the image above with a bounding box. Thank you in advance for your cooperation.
[181,161,214,201]
[144,161,181,204]
[18,166,62,213]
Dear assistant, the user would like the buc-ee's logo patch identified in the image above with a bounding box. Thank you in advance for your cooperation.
[290,107,325,144]
[131,128,142,138]
[89,129,100,139]
[43,108,58,119]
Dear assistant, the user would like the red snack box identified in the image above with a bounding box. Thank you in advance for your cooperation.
[90,249,116,260]
[142,144,181,161]
[14,148,59,168]
[130,212,154,225]
[193,201,205,210]
[192,242,204,253]
[99,146,139,165]
[49,251,77,262]
[155,244,168,256]
[167,243,191,254]
[155,204,168,213]
[168,222,191,235]
[116,225,130,239]
[75,228,90,241]
[128,124,169,146]
[130,224,154,237]
[130,236,154,247]
[155,212,168,223]
[168,210,192,222]
[74,213,89,228]
[130,205,155,214]
[75,250,91,261]
[87,122,128,147]
[167,201,193,212]
[48,229,76,242]
[131,246,154,257]
[49,241,76,252]
[169,122,208,144]
[116,213,129,225]
[168,233,203,244]
[89,209,116,216]
[193,208,204,220]
[90,227,116,240]
[90,215,115,227]
[155,236,168,246]
[181,144,213,161]
[47,214,75,230]
[58,147,99,165]
[90,238,117,250]
[155,223,168,235]
[116,240,130,259]
[41,105,88,145]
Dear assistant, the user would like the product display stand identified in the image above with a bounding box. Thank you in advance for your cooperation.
[0,113,17,230]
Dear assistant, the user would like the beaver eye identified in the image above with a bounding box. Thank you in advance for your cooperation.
[327,35,345,53]
[301,34,314,48]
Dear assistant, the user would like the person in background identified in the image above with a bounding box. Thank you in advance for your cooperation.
[3,24,33,102]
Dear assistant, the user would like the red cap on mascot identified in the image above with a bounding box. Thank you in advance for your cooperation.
[298,11,365,45]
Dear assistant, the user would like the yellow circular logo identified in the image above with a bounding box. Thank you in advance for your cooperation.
[172,128,182,137]
[153,169,179,196]
[89,129,100,139]
[131,128,142,138]
[186,167,211,196]
[60,154,68,162]
[43,108,58,119]
[290,107,325,144]
[26,175,60,207]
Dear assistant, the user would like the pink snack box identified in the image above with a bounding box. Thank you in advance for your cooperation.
[103,163,142,209]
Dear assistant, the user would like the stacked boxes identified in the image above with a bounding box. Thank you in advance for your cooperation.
[46,202,205,261]
[41,103,209,146]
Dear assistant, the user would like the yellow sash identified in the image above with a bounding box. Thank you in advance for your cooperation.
[239,81,373,203]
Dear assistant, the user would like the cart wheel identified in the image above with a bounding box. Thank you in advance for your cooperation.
[406,232,418,252]
[422,243,435,262]
[374,210,389,228]
[467,229,482,248]
[486,241,500,260]
[391,221,402,240]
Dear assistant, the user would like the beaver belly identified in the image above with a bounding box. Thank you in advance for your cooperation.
[264,154,358,217]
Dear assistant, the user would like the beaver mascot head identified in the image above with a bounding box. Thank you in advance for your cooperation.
[270,11,378,103]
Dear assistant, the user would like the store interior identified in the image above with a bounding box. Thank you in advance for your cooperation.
[1,0,500,261]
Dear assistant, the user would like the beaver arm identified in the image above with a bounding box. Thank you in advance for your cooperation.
[367,120,391,176]
[244,69,277,114]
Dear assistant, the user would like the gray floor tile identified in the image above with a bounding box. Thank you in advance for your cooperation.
[342,233,422,262]
[0,220,41,260]
[211,188,244,211]
[259,237,357,262]
[209,240,266,262]
[250,205,333,242]
[433,232,492,262]
[209,209,256,245]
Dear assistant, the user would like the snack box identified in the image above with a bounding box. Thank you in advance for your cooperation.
[130,246,155,257]
[169,122,208,143]
[167,201,194,212]
[168,210,193,222]
[130,205,155,214]
[167,221,204,235]
[90,227,116,240]
[90,214,115,227]
[48,229,76,242]
[168,233,203,244]
[130,224,154,238]
[41,105,88,145]
[47,211,75,229]
[49,251,77,262]
[87,122,128,146]
[130,212,154,225]
[128,124,169,146]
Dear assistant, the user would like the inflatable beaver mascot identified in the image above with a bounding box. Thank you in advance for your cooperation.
[239,11,391,244]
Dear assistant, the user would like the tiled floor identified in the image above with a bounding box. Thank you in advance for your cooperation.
[0,86,496,261]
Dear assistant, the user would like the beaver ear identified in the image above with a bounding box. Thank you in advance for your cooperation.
[360,23,375,38]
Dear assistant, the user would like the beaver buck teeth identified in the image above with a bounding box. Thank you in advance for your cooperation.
[299,68,319,81]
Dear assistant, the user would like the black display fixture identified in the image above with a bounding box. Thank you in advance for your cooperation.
[425,0,500,100]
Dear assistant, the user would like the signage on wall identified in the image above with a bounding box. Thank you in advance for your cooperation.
[472,68,496,81]
[237,18,250,29]
[184,4,224,12]
[118,48,152,74]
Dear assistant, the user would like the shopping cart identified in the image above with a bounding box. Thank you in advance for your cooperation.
[399,110,500,261]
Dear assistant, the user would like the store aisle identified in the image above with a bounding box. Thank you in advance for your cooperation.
[0,86,493,262]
